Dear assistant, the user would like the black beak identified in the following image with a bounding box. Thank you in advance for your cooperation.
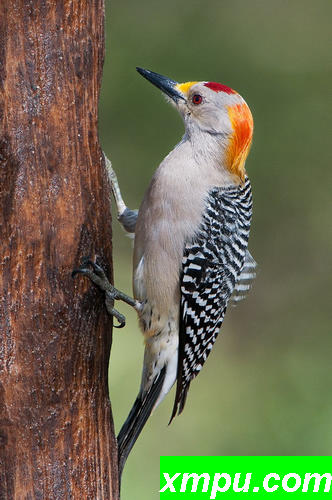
[136,67,185,102]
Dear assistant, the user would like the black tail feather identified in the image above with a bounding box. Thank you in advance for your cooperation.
[169,379,190,425]
[117,366,166,477]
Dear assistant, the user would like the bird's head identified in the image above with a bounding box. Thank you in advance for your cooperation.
[137,67,253,182]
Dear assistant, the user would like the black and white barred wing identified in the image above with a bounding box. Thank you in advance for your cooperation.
[170,178,253,421]
[230,250,257,306]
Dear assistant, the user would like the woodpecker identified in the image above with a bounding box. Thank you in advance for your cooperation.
[74,68,256,476]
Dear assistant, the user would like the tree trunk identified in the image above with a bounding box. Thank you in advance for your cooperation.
[0,1,118,498]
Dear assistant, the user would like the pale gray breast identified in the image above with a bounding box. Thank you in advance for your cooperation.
[132,140,232,314]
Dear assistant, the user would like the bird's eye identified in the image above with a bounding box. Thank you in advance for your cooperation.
[192,94,202,105]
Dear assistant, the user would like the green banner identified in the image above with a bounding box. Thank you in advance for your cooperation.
[160,456,332,498]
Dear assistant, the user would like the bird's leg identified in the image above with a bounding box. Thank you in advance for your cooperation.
[73,155,139,327]
[72,259,140,328]
[104,153,138,235]
[104,153,127,218]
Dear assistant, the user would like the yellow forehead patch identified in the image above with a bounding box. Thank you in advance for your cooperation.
[175,81,198,95]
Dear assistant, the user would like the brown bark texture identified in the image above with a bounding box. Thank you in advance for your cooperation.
[0,1,119,499]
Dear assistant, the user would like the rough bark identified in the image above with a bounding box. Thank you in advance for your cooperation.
[0,1,118,498]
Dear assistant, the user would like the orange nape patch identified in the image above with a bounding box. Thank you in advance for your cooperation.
[227,103,253,182]
[175,81,198,95]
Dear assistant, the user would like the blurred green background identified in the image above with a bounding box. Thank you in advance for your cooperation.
[99,0,332,498]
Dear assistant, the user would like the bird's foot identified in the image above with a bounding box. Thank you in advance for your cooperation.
[72,259,136,328]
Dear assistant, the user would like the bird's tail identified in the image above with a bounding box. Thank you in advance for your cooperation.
[117,366,166,477]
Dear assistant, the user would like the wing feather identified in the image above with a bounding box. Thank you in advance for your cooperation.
[170,178,254,421]
[230,250,257,306]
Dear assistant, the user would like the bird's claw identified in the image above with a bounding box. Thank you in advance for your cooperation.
[72,258,106,280]
[72,258,127,328]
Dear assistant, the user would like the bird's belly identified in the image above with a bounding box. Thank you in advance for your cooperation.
[138,294,180,338]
